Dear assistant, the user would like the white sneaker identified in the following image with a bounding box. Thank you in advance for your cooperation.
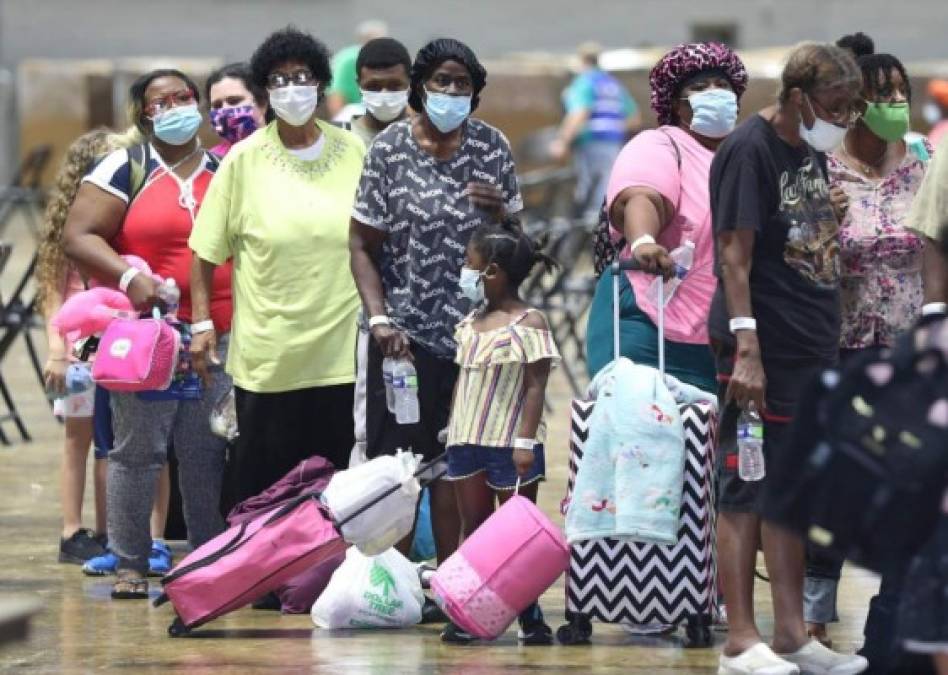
[778,640,868,675]
[718,643,800,675]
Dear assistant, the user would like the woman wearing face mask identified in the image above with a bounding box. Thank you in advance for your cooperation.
[709,42,870,675]
[349,38,523,570]
[63,69,233,600]
[586,42,747,393]
[206,62,268,158]
[189,27,365,508]
[800,32,935,664]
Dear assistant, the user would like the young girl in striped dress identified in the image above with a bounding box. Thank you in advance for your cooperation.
[441,219,560,645]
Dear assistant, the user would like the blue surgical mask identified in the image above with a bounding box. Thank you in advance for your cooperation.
[686,89,738,139]
[459,266,485,303]
[152,104,203,146]
[424,89,471,133]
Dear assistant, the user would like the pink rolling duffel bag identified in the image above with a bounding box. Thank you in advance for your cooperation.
[431,493,569,640]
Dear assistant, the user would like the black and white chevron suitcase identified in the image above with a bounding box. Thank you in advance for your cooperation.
[556,260,718,647]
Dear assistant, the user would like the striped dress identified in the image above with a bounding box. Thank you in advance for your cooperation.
[446,309,561,448]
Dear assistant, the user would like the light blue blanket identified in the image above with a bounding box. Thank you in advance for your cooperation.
[565,358,715,546]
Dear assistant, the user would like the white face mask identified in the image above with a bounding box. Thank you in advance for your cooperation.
[458,266,485,304]
[269,84,319,127]
[923,101,943,126]
[361,89,409,123]
[798,94,848,152]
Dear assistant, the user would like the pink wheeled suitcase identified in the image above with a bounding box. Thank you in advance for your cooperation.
[431,492,569,640]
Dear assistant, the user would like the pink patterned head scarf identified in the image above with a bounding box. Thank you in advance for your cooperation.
[649,42,748,126]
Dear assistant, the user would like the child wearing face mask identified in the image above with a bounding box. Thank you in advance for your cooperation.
[440,218,561,646]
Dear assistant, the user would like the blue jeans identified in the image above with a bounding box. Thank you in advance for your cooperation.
[446,444,546,490]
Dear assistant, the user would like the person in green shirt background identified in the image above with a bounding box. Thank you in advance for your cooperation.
[326,19,388,120]
[550,42,641,221]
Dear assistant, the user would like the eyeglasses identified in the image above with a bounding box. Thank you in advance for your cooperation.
[144,90,196,117]
[267,69,316,89]
[808,92,860,126]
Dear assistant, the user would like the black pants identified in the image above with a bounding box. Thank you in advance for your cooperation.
[365,339,457,462]
[225,384,355,511]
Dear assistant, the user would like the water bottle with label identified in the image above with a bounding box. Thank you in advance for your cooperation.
[648,241,695,307]
[54,363,95,418]
[157,278,180,322]
[392,358,420,425]
[382,357,396,413]
[737,403,766,481]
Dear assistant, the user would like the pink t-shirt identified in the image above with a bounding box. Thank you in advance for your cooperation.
[605,126,716,344]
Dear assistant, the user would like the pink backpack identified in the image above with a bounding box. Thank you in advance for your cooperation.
[431,495,569,640]
[92,317,180,392]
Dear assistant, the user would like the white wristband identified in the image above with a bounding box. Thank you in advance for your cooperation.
[190,320,215,335]
[630,234,657,254]
[368,315,391,328]
[729,317,757,333]
[118,267,140,293]
[513,438,536,451]
[922,302,947,317]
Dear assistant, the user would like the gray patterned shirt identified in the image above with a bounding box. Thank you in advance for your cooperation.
[352,118,523,358]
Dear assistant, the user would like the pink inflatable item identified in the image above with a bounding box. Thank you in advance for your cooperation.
[51,287,136,342]
[91,317,180,392]
[431,495,569,640]
[88,254,158,288]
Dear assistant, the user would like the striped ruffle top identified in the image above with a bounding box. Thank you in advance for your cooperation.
[446,309,561,449]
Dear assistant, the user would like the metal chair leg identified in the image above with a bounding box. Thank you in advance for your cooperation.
[0,373,30,441]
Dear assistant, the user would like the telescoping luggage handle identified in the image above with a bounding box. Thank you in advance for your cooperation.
[610,258,664,377]
[154,452,446,607]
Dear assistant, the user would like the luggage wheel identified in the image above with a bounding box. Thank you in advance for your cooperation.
[684,614,712,648]
[168,617,191,638]
[556,612,593,645]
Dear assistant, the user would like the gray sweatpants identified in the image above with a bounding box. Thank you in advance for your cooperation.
[108,335,231,575]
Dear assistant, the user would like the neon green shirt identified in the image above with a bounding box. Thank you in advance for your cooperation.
[328,44,362,105]
[189,120,365,393]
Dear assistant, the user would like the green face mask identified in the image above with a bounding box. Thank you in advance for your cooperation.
[861,101,910,142]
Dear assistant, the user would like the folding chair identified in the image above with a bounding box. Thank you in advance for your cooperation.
[0,246,39,443]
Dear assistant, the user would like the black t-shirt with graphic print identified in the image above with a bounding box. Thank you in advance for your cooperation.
[708,114,841,362]
[352,118,523,359]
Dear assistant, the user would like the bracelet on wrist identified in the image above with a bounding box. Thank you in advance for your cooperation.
[513,438,536,451]
[118,267,141,293]
[368,315,391,329]
[190,320,215,335]
[729,317,757,334]
[922,302,947,317]
[630,234,657,254]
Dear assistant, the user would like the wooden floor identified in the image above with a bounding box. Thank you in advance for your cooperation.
[0,223,878,673]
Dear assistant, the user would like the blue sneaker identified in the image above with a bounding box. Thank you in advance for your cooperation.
[82,550,118,576]
[148,540,172,577]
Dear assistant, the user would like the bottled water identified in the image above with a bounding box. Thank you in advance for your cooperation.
[737,404,766,482]
[157,278,180,321]
[648,241,695,307]
[209,387,239,441]
[382,357,396,413]
[55,363,95,418]
[392,359,420,425]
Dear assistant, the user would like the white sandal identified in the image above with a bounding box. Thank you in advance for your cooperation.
[718,643,800,675]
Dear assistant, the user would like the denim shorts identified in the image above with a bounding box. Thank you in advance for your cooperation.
[92,386,112,460]
[445,443,546,491]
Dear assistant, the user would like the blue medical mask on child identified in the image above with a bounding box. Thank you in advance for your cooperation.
[686,89,738,139]
[152,104,203,146]
[459,266,485,303]
[424,90,472,133]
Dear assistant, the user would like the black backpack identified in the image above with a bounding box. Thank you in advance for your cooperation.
[762,316,948,574]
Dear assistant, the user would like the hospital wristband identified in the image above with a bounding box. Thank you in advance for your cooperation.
[368,315,391,328]
[513,438,536,451]
[922,302,947,317]
[118,267,140,293]
[630,234,656,254]
[190,320,215,335]
[729,317,757,334]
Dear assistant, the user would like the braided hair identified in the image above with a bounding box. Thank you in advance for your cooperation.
[469,218,557,288]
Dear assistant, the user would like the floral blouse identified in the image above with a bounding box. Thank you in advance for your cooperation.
[828,141,932,350]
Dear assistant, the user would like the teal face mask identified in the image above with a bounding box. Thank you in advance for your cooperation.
[424,90,471,133]
[152,104,202,146]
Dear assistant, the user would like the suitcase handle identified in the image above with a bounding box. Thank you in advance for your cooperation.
[609,258,664,378]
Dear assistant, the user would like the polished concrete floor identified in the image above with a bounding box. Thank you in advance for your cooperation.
[0,224,877,673]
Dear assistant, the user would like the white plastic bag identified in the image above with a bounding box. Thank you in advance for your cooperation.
[311,547,424,629]
[321,450,421,555]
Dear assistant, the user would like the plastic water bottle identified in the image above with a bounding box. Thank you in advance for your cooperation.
[158,278,180,322]
[648,241,695,307]
[209,387,239,441]
[382,357,396,413]
[392,358,420,425]
[737,404,766,482]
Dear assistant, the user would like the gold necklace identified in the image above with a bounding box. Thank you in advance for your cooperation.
[843,136,887,177]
